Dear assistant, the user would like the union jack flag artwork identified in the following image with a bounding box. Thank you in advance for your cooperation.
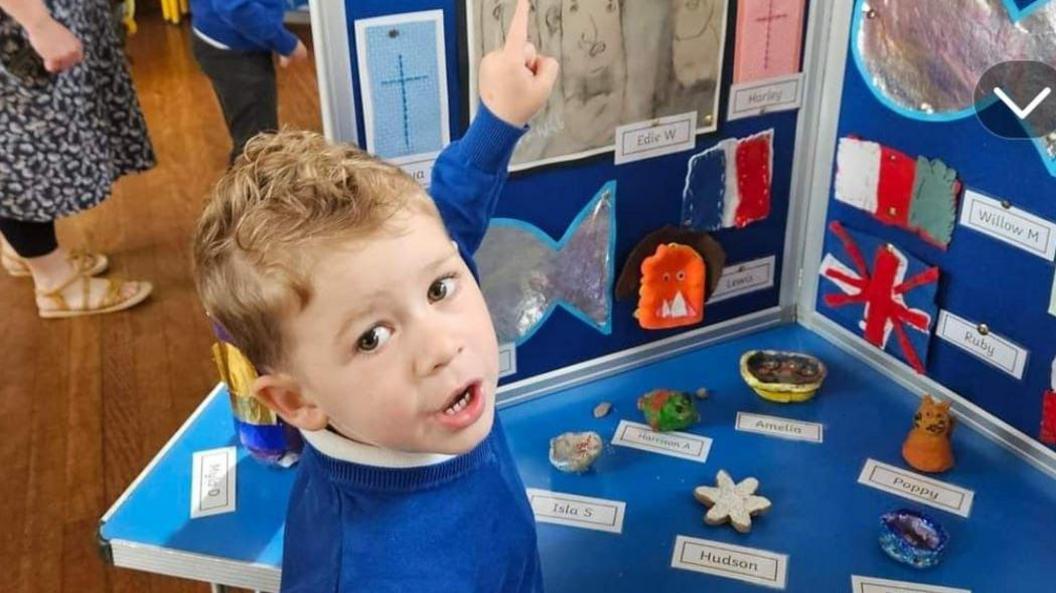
[818,221,940,373]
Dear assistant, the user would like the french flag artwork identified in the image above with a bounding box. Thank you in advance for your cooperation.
[681,129,773,231]
[819,221,940,373]
[834,137,961,248]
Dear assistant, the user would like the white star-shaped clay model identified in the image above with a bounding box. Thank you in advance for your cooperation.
[693,470,772,533]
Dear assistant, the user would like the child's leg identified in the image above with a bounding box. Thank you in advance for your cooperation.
[191,36,279,164]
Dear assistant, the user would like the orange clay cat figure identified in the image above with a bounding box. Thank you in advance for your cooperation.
[902,395,955,473]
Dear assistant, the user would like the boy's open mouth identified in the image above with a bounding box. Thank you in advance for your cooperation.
[435,380,485,429]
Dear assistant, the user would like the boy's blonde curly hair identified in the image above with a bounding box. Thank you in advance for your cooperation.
[192,129,435,370]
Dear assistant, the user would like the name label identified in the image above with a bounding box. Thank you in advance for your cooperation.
[611,420,712,463]
[851,575,972,593]
[671,535,788,590]
[614,111,697,165]
[526,489,626,534]
[498,343,517,378]
[858,459,974,517]
[736,412,823,443]
[1049,271,1056,318]
[728,73,803,121]
[190,446,237,519]
[709,256,777,303]
[959,189,1056,260]
[394,153,438,189]
[936,310,1028,380]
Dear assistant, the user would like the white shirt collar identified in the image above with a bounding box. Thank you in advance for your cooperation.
[300,428,456,468]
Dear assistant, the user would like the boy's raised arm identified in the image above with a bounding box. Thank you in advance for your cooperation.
[430,0,558,255]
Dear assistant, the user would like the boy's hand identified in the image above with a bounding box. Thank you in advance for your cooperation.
[478,0,558,127]
[279,40,309,68]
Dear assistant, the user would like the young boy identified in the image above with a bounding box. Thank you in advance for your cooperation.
[192,1,559,590]
[189,0,309,163]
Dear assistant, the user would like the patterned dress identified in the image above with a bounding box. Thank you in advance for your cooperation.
[0,0,155,222]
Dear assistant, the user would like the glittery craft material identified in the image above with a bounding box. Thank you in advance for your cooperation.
[879,509,949,569]
[549,431,604,473]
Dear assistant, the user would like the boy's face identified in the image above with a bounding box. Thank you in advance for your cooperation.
[281,208,499,455]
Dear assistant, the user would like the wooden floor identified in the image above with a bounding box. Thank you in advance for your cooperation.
[0,14,321,593]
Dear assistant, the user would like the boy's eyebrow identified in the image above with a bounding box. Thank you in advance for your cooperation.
[333,250,461,344]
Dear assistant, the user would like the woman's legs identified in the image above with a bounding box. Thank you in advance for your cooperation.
[0,217,149,315]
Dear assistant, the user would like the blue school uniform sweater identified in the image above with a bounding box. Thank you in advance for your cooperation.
[190,0,299,55]
[279,106,543,593]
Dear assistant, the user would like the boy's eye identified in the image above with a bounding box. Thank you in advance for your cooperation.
[357,326,392,352]
[428,275,458,303]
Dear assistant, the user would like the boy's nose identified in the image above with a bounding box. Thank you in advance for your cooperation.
[415,330,463,377]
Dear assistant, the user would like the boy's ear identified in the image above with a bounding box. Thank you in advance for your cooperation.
[252,373,329,431]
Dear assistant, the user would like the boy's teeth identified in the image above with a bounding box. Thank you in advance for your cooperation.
[444,388,472,414]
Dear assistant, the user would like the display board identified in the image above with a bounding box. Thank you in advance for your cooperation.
[330,0,812,390]
[812,0,1056,448]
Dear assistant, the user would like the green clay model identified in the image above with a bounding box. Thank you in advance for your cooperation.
[637,389,700,432]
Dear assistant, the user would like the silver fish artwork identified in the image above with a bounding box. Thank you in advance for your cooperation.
[854,0,1056,161]
[476,181,615,345]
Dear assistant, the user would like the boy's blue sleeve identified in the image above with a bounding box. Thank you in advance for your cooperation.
[430,105,526,256]
[211,0,299,55]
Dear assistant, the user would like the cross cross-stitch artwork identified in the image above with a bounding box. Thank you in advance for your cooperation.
[819,221,940,373]
[681,129,773,231]
[355,11,449,162]
[476,181,616,345]
[467,0,729,170]
[834,137,960,248]
[733,0,806,83]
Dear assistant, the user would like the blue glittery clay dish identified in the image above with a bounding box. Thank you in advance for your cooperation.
[879,509,949,568]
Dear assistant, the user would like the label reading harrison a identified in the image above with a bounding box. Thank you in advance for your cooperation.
[736,412,823,443]
[936,310,1028,380]
[190,446,237,519]
[959,189,1056,260]
[727,73,803,121]
[614,111,697,165]
[526,489,626,534]
[671,535,788,589]
[709,256,777,303]
[858,459,974,517]
[611,420,712,463]
[852,575,972,593]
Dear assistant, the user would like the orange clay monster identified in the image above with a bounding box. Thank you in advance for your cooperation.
[902,395,955,473]
[636,243,706,330]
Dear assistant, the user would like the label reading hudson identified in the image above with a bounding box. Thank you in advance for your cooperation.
[671,535,788,589]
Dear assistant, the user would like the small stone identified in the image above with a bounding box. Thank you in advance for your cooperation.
[695,388,710,400]
[549,431,603,473]
[593,401,612,418]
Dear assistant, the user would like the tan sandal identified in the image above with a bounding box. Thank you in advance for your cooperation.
[36,271,153,319]
[2,248,109,278]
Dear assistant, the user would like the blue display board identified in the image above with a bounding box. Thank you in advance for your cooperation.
[341,0,809,385]
[818,0,1056,445]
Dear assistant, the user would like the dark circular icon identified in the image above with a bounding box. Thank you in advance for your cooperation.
[974,60,1056,140]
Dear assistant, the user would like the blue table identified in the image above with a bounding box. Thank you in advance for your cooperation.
[100,325,1056,592]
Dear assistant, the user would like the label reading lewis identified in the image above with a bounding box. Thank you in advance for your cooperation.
[852,575,971,593]
[611,420,712,463]
[858,459,974,517]
[959,189,1056,260]
[190,446,237,519]
[671,535,788,589]
[936,310,1028,380]
[614,111,697,165]
[736,412,823,443]
[526,489,626,534]
[709,256,777,303]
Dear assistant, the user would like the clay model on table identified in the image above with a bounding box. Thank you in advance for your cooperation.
[902,395,955,473]
[693,470,772,534]
[549,431,603,473]
[637,388,700,432]
[593,401,612,418]
[879,509,949,569]
[740,350,827,403]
